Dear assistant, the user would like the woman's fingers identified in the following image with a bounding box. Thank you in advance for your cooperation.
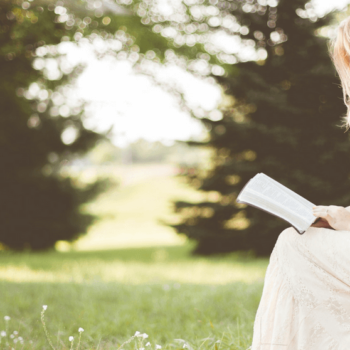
[312,205,344,220]
[312,206,328,211]
[311,206,350,231]
[312,205,329,218]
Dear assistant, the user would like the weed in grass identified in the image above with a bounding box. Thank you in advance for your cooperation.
[1,307,255,350]
[41,305,56,350]
[77,328,84,350]
[69,336,74,350]
[0,315,27,349]
[41,308,164,350]
[41,306,86,350]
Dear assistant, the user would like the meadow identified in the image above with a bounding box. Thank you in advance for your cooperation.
[0,164,269,350]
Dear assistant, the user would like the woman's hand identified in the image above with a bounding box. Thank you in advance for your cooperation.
[311,217,333,229]
[312,205,350,231]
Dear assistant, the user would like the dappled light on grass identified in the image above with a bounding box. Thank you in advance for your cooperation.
[0,244,267,284]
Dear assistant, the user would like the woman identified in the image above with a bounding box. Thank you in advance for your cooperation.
[251,18,350,350]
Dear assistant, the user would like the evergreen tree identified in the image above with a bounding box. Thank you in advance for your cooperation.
[0,0,168,250]
[0,0,102,250]
[166,0,350,255]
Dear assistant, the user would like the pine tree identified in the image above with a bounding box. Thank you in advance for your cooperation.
[0,0,102,250]
[0,0,168,250]
[168,0,350,255]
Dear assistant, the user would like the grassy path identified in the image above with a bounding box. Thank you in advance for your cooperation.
[73,164,203,251]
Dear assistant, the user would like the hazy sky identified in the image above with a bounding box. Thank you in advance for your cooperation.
[312,0,349,15]
[67,0,350,148]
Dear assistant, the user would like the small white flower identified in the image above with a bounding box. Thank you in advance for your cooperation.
[4,316,10,321]
[13,331,18,335]
[142,333,148,339]
[13,338,18,343]
[18,337,23,341]
[69,336,74,342]
[1,331,6,337]
[216,340,221,343]
[10,334,14,339]
[42,305,47,310]
[146,342,151,346]
[156,345,162,349]
[134,331,141,337]
[78,327,84,333]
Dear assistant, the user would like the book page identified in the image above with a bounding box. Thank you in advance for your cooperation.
[237,174,316,232]
[257,173,315,209]
[253,174,316,222]
[238,189,308,232]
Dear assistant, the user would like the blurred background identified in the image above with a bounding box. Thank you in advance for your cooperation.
[1,0,350,348]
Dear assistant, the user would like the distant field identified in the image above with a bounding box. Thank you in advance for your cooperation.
[70,163,207,251]
[0,244,268,349]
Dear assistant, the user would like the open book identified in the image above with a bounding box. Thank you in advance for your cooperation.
[236,173,319,234]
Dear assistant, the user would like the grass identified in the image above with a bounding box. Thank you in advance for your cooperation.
[0,244,268,349]
[0,164,269,349]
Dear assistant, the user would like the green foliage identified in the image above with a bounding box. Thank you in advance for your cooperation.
[0,0,174,250]
[0,244,267,349]
[166,0,350,255]
[0,0,111,250]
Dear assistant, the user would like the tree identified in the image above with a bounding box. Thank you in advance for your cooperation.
[0,0,169,250]
[162,0,350,255]
[0,0,102,250]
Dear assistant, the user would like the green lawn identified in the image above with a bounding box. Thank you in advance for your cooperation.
[0,244,268,350]
[0,164,269,349]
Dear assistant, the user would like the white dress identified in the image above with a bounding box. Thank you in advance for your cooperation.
[251,226,350,350]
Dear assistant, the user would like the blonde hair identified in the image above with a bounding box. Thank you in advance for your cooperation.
[330,17,350,130]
